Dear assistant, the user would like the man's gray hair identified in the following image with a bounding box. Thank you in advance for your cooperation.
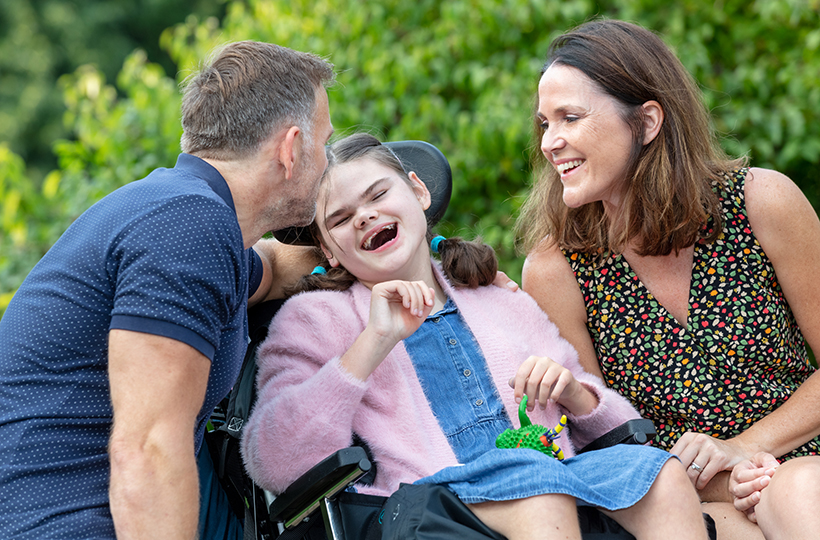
[180,41,334,160]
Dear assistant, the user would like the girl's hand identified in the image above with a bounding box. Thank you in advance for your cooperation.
[509,356,597,416]
[729,452,779,522]
[340,280,435,381]
[670,432,755,491]
[367,280,436,345]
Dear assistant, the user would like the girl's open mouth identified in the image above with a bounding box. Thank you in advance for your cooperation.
[362,224,397,251]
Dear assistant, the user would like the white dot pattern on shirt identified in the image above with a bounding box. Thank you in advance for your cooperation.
[0,163,248,538]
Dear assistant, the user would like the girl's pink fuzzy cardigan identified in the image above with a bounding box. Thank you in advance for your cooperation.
[241,264,639,497]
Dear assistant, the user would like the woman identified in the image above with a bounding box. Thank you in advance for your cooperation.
[241,133,709,539]
[517,19,820,540]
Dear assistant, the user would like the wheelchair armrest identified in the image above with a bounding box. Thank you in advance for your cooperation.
[577,419,656,454]
[268,446,372,530]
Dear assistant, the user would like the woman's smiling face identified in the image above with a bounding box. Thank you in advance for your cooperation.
[316,157,432,288]
[537,63,636,212]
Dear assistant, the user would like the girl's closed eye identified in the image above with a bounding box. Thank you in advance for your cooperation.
[329,215,350,229]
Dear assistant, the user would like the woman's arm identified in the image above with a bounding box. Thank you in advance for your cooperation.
[516,255,641,446]
[522,241,604,380]
[671,168,820,496]
[735,167,820,455]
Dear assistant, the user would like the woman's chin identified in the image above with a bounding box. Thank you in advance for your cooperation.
[562,193,587,209]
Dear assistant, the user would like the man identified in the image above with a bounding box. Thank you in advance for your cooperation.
[0,41,334,539]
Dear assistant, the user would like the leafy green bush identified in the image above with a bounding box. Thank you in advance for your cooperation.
[3,0,819,315]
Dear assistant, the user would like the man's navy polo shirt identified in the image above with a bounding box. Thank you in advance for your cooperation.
[0,154,262,538]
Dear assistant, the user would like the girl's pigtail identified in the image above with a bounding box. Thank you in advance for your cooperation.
[432,235,498,288]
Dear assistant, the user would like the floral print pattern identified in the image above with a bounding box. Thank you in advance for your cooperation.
[565,169,818,459]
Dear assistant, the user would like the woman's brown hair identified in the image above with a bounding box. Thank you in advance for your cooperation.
[516,19,745,257]
[286,133,498,295]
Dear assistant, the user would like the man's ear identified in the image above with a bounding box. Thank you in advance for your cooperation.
[641,101,664,145]
[279,126,301,180]
[408,171,431,211]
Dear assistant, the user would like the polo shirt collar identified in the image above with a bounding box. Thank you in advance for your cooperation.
[175,153,236,213]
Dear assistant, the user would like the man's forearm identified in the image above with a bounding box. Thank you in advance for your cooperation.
[250,238,321,303]
[108,330,210,540]
[109,435,199,540]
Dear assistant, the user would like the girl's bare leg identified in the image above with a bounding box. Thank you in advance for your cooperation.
[468,493,581,540]
[701,502,764,540]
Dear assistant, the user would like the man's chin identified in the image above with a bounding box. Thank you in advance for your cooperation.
[267,206,315,232]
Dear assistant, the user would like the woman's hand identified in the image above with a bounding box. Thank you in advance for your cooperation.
[339,280,435,381]
[509,356,598,416]
[492,270,519,292]
[729,452,779,523]
[670,432,755,491]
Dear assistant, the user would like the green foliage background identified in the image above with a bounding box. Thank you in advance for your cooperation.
[2,0,820,313]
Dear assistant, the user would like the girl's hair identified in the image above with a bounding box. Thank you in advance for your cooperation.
[515,19,745,257]
[285,133,498,296]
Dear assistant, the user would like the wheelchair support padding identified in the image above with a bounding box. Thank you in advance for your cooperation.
[269,447,372,530]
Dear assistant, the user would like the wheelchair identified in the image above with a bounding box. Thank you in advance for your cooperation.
[204,141,714,540]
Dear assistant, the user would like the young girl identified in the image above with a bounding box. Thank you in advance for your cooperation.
[241,133,709,540]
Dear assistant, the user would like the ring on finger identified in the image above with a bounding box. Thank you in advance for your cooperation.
[690,462,703,472]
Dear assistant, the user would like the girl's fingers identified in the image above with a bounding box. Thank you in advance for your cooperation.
[546,370,572,408]
[421,285,434,306]
[525,360,551,410]
[389,281,429,317]
[512,356,538,403]
[406,282,421,315]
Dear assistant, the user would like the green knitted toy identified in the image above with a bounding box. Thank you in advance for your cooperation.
[495,395,567,460]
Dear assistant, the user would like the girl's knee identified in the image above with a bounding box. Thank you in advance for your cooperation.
[629,459,700,516]
[654,459,698,497]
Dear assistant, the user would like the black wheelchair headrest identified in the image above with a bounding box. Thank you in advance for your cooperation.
[273,140,452,245]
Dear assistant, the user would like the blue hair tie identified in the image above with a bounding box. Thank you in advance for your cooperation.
[311,266,327,275]
[430,235,446,254]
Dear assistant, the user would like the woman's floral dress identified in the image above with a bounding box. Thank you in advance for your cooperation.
[565,169,819,459]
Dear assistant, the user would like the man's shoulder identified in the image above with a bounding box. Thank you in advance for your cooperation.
[111,168,227,213]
